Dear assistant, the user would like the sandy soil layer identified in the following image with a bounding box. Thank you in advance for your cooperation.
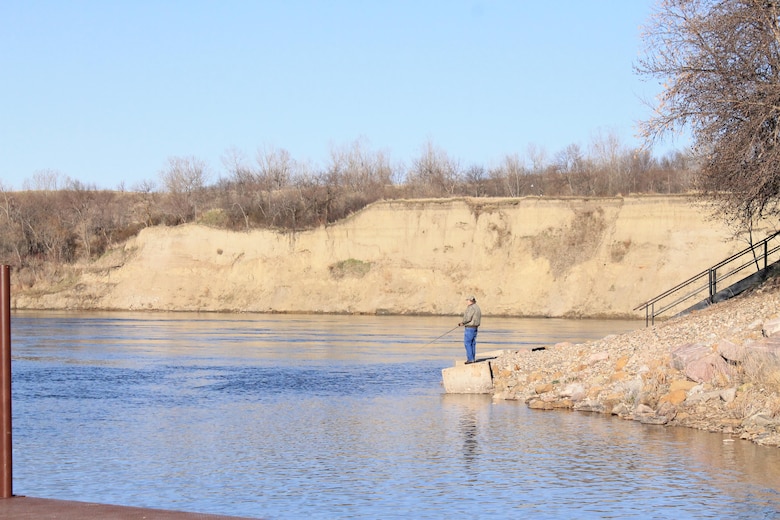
[11,195,765,319]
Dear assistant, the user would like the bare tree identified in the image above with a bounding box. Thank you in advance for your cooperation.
[463,165,487,197]
[159,156,210,223]
[14,190,75,264]
[554,143,589,195]
[636,0,780,229]
[222,147,255,187]
[525,144,549,175]
[256,146,297,226]
[589,129,628,195]
[490,154,528,197]
[220,147,258,229]
[63,179,100,259]
[626,148,659,193]
[326,138,395,196]
[131,179,160,228]
[0,183,24,266]
[256,146,293,191]
[407,140,460,197]
[24,169,63,191]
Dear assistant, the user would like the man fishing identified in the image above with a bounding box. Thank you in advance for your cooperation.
[458,295,481,364]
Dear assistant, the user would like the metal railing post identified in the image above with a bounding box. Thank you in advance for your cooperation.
[708,268,715,301]
[0,265,11,498]
[765,241,769,269]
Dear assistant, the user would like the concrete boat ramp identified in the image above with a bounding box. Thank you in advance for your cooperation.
[441,350,509,394]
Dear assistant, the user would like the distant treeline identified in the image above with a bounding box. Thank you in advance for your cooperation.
[0,139,695,283]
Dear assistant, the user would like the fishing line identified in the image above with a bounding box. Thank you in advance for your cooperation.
[414,325,459,351]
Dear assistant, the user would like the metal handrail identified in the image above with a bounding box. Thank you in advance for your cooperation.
[634,231,780,325]
[648,248,779,317]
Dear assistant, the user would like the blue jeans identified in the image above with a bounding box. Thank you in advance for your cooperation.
[464,327,478,362]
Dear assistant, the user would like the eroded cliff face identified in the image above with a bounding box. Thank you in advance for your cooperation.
[11,196,765,318]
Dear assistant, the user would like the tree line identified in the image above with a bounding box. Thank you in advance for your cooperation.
[0,134,695,285]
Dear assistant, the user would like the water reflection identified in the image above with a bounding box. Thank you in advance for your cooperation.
[9,312,780,518]
[442,394,490,471]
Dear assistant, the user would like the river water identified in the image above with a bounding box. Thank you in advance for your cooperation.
[8,311,780,519]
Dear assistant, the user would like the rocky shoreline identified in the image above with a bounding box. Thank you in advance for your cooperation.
[490,275,780,447]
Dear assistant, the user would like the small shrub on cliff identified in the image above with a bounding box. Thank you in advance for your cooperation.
[329,259,371,279]
[198,209,230,228]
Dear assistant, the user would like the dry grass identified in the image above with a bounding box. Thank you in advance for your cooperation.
[739,350,780,390]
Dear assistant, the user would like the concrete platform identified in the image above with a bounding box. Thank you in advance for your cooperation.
[441,350,509,394]
[0,495,259,519]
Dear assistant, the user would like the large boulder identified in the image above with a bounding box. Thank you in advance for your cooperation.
[671,342,734,384]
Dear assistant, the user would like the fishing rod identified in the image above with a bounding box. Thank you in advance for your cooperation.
[419,325,459,349]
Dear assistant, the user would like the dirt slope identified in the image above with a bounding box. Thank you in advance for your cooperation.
[11,195,767,318]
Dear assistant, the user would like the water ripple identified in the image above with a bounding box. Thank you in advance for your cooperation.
[9,312,780,519]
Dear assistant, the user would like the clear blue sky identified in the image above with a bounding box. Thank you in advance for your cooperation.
[0,0,682,190]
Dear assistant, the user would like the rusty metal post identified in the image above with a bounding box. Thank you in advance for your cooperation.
[0,265,11,498]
